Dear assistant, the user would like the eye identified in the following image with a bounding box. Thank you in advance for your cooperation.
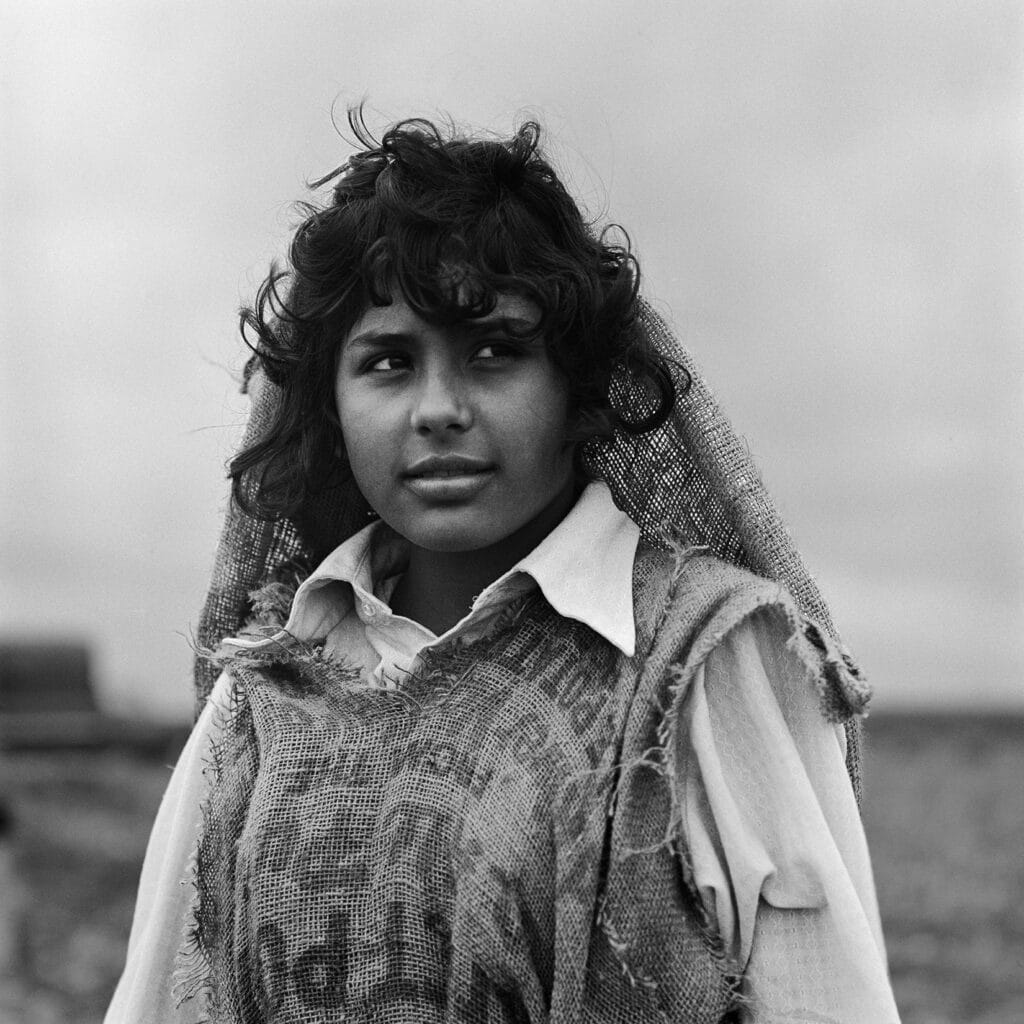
[472,340,519,362]
[364,352,410,373]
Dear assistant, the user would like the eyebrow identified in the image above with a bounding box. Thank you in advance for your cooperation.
[343,330,413,351]
[345,316,541,350]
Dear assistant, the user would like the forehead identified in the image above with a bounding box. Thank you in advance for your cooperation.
[345,292,541,342]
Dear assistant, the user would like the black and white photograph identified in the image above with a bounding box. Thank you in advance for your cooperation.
[1,3,1021,1022]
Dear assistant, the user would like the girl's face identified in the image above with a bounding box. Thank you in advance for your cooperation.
[334,293,576,553]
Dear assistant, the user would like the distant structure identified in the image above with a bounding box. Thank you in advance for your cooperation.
[0,801,21,981]
[0,638,188,752]
[0,640,109,748]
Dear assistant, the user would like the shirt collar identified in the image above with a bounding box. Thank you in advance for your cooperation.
[491,480,639,655]
[236,480,639,657]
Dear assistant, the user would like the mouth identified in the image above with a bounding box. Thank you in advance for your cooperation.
[403,455,496,479]
[402,455,496,500]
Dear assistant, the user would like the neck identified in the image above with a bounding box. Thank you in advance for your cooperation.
[389,479,578,635]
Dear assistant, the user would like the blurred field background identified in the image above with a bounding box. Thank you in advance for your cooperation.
[1,714,1022,1024]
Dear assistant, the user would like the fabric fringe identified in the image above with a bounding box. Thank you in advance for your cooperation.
[171,665,250,1023]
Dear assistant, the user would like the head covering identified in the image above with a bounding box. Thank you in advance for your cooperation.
[193,298,868,799]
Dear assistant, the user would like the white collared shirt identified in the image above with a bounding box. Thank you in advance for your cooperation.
[224,480,639,685]
[106,482,900,1024]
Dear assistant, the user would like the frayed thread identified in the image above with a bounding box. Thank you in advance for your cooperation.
[172,667,246,1022]
[782,609,871,722]
[246,557,311,628]
[595,897,662,997]
[172,846,213,1019]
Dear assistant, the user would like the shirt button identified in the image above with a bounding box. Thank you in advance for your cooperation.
[361,602,377,620]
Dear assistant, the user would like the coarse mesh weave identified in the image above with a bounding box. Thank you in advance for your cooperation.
[183,551,797,1021]
[181,548,869,1022]
[193,298,868,798]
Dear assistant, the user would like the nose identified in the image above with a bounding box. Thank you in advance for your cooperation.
[409,368,473,435]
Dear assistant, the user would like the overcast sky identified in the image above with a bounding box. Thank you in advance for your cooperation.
[2,0,1021,721]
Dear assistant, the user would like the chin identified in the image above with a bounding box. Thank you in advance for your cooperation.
[407,526,502,554]
[399,509,511,554]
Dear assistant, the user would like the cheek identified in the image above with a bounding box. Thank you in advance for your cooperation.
[511,381,574,473]
[536,377,572,445]
[335,389,386,492]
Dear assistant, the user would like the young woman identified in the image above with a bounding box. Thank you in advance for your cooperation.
[107,115,900,1023]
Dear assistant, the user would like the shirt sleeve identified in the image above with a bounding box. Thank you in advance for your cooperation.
[678,609,901,1024]
[103,670,233,1024]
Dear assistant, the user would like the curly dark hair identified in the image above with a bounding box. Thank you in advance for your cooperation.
[231,110,675,522]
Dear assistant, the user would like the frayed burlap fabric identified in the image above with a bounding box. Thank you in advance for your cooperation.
[194,298,868,797]
[180,549,868,1022]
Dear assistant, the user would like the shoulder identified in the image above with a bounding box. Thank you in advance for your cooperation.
[633,544,869,725]
[632,544,785,643]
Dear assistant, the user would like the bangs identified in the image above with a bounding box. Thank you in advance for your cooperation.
[356,208,567,343]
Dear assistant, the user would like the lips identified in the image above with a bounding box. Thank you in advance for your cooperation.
[402,455,497,502]
[403,455,495,479]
